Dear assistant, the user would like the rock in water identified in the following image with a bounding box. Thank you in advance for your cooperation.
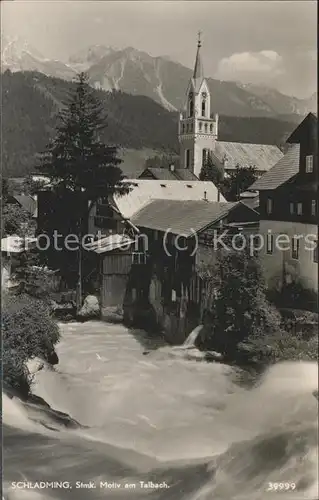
[27,358,44,375]
[78,295,100,319]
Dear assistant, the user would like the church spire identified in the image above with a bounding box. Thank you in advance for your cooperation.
[193,31,204,80]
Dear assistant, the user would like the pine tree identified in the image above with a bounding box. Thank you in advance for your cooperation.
[40,72,128,201]
[38,72,130,306]
[199,155,224,188]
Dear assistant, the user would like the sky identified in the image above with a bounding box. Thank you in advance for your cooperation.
[1,0,317,98]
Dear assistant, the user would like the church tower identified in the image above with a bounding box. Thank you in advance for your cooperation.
[178,33,219,178]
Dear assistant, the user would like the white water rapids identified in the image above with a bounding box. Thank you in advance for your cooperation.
[3,321,319,500]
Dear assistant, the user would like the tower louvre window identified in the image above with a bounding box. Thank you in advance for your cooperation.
[199,122,202,131]
[201,99,206,117]
[186,149,191,168]
[202,148,208,167]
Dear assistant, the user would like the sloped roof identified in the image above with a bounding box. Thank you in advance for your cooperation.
[131,200,238,237]
[175,169,198,181]
[250,144,300,191]
[139,168,177,181]
[139,167,198,181]
[287,112,318,144]
[11,195,37,217]
[113,179,225,219]
[85,234,134,254]
[215,141,283,172]
[193,42,204,80]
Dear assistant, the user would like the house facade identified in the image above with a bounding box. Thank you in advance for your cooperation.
[122,199,259,342]
[251,113,318,295]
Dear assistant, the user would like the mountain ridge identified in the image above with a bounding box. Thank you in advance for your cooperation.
[2,71,299,179]
[2,37,316,118]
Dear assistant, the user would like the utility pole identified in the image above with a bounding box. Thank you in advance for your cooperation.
[76,216,83,313]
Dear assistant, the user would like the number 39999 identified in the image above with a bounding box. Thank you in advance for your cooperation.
[267,482,296,492]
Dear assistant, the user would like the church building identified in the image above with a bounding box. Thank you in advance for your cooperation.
[178,33,219,178]
[177,34,283,180]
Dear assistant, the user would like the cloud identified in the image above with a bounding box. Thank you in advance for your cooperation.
[216,51,284,83]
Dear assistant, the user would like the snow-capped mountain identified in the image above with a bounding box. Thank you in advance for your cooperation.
[1,36,316,118]
[1,35,76,80]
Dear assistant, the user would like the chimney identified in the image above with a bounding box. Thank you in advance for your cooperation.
[169,164,175,172]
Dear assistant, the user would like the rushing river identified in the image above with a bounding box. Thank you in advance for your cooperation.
[3,321,319,500]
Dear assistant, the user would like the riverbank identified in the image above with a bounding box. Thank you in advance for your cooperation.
[3,321,318,500]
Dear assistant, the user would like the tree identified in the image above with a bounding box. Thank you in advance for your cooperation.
[2,294,60,397]
[198,243,283,363]
[38,72,130,305]
[39,72,127,200]
[199,155,224,189]
[2,203,34,237]
[23,175,48,196]
[222,165,258,201]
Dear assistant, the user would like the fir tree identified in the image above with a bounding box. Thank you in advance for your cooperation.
[40,72,128,200]
[199,154,224,188]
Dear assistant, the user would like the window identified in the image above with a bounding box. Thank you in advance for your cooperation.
[266,234,273,254]
[199,122,202,131]
[186,149,190,168]
[311,200,317,216]
[202,148,208,167]
[210,123,213,132]
[201,99,206,117]
[314,242,318,264]
[189,95,194,117]
[306,155,313,173]
[292,237,300,260]
[132,252,146,265]
[266,198,273,215]
[204,123,208,133]
[182,124,185,134]
[190,122,193,132]
[297,202,303,215]
[186,123,189,133]
[160,184,167,188]
[289,202,295,214]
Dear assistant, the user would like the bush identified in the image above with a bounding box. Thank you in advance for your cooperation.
[198,246,283,362]
[2,294,60,397]
[239,329,318,366]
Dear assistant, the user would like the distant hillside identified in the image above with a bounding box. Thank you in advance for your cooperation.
[2,71,177,177]
[2,71,298,178]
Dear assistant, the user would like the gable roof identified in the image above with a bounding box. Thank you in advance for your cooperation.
[215,141,283,172]
[287,112,318,144]
[139,167,198,181]
[249,144,300,191]
[131,200,238,237]
[112,179,225,219]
